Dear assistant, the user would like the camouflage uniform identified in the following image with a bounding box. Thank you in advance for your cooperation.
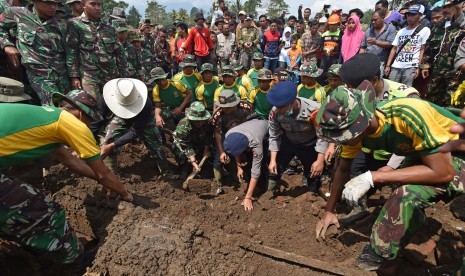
[238,22,260,69]
[66,16,128,100]
[113,21,141,79]
[128,31,155,87]
[317,82,465,261]
[0,174,82,264]
[0,4,70,105]
[423,13,465,107]
[172,102,213,165]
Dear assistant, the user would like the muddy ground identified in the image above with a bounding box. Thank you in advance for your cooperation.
[4,143,465,276]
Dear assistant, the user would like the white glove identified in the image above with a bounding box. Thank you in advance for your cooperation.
[342,171,374,207]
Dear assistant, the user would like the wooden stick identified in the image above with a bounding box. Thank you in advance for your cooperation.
[182,155,208,190]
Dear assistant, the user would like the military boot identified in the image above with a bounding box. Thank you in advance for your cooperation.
[213,167,224,195]
[157,159,179,180]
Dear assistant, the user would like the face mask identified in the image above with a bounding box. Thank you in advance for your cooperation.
[284,106,293,117]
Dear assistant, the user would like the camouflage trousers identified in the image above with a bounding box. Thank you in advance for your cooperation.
[27,68,70,106]
[370,155,465,260]
[103,116,166,172]
[81,72,104,102]
[425,67,459,107]
[0,174,82,264]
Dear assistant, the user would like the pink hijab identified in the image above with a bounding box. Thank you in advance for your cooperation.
[341,16,365,62]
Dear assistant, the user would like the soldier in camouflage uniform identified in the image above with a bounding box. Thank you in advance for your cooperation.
[173,101,213,179]
[0,88,132,265]
[128,31,155,88]
[66,0,128,101]
[315,80,465,271]
[65,0,83,18]
[113,21,142,80]
[421,0,465,107]
[91,78,177,179]
[0,0,70,105]
[238,14,260,70]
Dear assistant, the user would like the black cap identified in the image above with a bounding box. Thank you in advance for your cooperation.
[340,53,381,87]
[195,13,205,21]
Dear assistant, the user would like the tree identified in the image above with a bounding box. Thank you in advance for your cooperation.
[178,8,189,21]
[361,9,374,27]
[126,5,141,28]
[265,0,288,18]
[145,0,167,25]
[242,0,261,17]
[189,7,200,25]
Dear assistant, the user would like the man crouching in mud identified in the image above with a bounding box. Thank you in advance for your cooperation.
[0,87,132,269]
[314,80,464,271]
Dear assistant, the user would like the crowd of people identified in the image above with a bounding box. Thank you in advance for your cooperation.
[1,0,465,273]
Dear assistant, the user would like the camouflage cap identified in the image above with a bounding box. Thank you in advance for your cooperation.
[180,54,197,68]
[439,0,465,7]
[65,0,81,4]
[216,89,240,107]
[221,65,238,77]
[257,69,273,80]
[316,80,376,143]
[186,101,211,120]
[0,77,30,103]
[298,61,322,78]
[327,64,342,77]
[147,67,168,84]
[110,7,126,19]
[200,63,215,74]
[52,90,103,121]
[230,60,243,70]
[128,31,144,43]
[252,52,265,60]
[112,20,128,32]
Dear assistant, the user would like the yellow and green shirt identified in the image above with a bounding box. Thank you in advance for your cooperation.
[236,74,254,94]
[248,87,272,118]
[341,98,463,160]
[247,68,262,88]
[214,83,248,102]
[172,71,202,96]
[196,78,220,111]
[152,80,188,109]
[297,83,326,103]
[0,104,100,168]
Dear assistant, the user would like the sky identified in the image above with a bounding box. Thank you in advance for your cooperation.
[128,0,379,19]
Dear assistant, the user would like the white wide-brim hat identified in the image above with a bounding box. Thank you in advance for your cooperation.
[103,78,148,119]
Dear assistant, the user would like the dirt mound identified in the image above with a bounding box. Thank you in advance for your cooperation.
[4,143,464,275]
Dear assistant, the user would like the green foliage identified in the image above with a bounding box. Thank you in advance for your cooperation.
[101,0,128,19]
[266,0,288,18]
[126,5,142,28]
[243,0,262,16]
[361,9,374,26]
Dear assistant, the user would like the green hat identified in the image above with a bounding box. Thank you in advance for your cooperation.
[298,61,322,78]
[257,69,273,80]
[186,101,211,120]
[221,65,238,77]
[0,77,30,103]
[112,20,128,32]
[252,52,265,60]
[316,80,376,143]
[200,63,215,74]
[327,64,342,77]
[180,54,197,67]
[52,90,103,121]
[128,31,144,43]
[230,60,243,70]
[148,67,168,84]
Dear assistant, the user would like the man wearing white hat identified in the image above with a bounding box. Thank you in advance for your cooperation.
[91,78,178,179]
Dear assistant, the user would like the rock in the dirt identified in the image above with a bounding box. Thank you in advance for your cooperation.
[404,239,436,265]
[450,194,465,221]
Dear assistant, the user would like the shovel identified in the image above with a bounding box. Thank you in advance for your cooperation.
[182,155,208,190]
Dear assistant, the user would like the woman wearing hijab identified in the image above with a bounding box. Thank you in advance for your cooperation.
[279,27,292,68]
[341,15,365,62]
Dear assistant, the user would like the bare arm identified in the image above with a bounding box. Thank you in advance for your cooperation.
[53,146,97,179]
[325,157,352,213]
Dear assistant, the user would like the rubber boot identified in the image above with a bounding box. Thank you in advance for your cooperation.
[157,159,179,180]
[213,167,224,195]
[103,154,119,174]
[267,179,280,197]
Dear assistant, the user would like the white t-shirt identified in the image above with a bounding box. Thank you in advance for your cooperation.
[391,26,431,69]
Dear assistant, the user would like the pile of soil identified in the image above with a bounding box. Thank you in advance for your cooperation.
[5,143,465,275]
